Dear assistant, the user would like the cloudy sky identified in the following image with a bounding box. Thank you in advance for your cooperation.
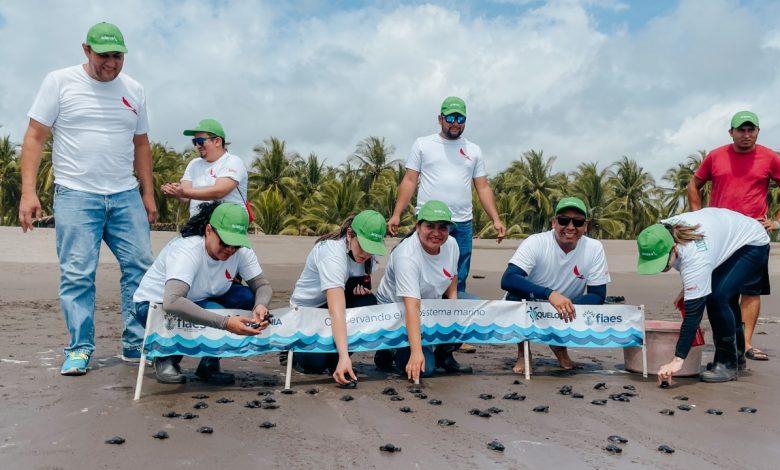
[1,0,778,180]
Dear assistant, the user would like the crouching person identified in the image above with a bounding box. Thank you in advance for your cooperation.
[133,202,272,384]
[501,197,610,374]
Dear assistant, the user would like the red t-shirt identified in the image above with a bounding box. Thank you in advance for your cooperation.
[695,144,780,219]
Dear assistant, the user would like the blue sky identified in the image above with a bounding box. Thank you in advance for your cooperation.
[1,0,778,181]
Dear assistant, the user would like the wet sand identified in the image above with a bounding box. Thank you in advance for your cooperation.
[1,227,779,469]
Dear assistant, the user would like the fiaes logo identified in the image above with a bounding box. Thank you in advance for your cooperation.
[582,310,623,325]
[527,305,563,322]
[164,312,178,331]
[164,312,206,330]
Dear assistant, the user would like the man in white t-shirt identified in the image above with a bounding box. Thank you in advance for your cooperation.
[18,22,156,376]
[161,119,249,218]
[501,197,611,374]
[387,96,506,294]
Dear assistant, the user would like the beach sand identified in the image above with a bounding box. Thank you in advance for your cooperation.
[1,227,779,469]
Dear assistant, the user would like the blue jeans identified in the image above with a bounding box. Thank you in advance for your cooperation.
[449,220,473,292]
[54,185,153,354]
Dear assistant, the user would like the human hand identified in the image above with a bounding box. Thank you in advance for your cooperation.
[387,215,400,237]
[332,356,357,385]
[251,304,271,330]
[549,291,576,322]
[225,316,264,336]
[493,219,506,243]
[19,192,42,233]
[143,193,157,223]
[760,217,780,232]
[406,350,425,382]
[352,284,372,296]
[657,357,684,386]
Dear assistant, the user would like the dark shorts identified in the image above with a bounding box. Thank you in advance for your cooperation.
[741,258,770,296]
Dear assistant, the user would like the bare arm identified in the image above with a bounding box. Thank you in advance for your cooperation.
[387,169,419,236]
[133,133,157,223]
[18,119,51,232]
[325,287,356,384]
[183,177,238,201]
[474,176,506,242]
[402,296,424,381]
[687,176,705,211]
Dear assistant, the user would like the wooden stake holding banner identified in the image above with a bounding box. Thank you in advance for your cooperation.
[134,304,157,401]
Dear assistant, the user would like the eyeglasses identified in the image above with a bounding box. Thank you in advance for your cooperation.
[422,221,451,231]
[192,137,214,146]
[443,114,466,124]
[555,216,586,228]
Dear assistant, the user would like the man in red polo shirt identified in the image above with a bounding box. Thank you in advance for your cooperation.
[688,110,780,362]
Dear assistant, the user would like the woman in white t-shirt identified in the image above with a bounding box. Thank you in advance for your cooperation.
[161,118,250,219]
[637,208,770,384]
[133,202,272,385]
[374,200,472,382]
[288,210,387,385]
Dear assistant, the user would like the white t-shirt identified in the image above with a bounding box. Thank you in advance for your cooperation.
[27,65,149,195]
[290,238,375,308]
[133,235,263,304]
[508,231,611,299]
[181,152,249,217]
[406,133,487,222]
[663,208,769,300]
[376,234,459,303]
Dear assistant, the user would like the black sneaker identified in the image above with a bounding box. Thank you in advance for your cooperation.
[195,357,235,385]
[154,356,185,384]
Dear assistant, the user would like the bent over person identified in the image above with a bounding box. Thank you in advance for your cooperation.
[501,197,610,374]
[18,22,156,375]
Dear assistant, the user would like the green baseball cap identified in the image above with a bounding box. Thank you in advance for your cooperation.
[86,22,128,54]
[636,224,674,275]
[417,200,453,223]
[555,197,588,217]
[351,210,387,256]
[209,203,251,248]
[183,118,226,140]
[441,96,466,116]
[731,110,759,129]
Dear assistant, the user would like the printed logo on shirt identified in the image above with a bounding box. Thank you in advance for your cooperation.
[573,265,585,280]
[443,268,454,279]
[694,239,708,252]
[459,148,471,161]
[209,168,216,178]
[685,285,698,292]
[228,168,237,174]
[121,97,138,115]
[225,269,233,280]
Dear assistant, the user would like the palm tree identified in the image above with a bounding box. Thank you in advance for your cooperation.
[150,142,190,226]
[251,187,288,235]
[661,150,707,217]
[249,137,299,199]
[0,136,21,225]
[569,162,627,239]
[299,175,364,235]
[504,150,566,233]
[350,136,398,195]
[610,156,659,238]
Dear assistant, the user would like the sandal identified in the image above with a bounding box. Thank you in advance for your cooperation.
[745,348,769,361]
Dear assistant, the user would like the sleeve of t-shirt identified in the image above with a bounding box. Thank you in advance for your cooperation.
[317,243,349,292]
[27,72,60,127]
[405,139,423,172]
[472,144,488,178]
[164,242,201,287]
[214,156,245,183]
[694,153,713,181]
[508,236,540,274]
[236,247,263,281]
[134,87,149,135]
[586,243,611,286]
[393,256,422,299]
[181,159,196,182]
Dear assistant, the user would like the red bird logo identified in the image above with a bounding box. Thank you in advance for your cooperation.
[121,97,138,115]
[225,269,232,280]
[443,268,453,279]
[573,265,584,280]
[459,148,471,161]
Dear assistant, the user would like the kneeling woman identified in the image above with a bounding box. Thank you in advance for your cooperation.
[374,200,472,382]
[637,208,769,383]
[133,202,273,385]
[289,210,387,385]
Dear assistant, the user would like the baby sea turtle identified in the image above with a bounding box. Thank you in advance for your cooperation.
[513,379,522,385]
[196,426,213,434]
[469,408,491,418]
[415,393,428,399]
[609,394,630,403]
[193,401,208,409]
[261,397,276,404]
[604,444,622,454]
[739,407,758,413]
[261,402,279,410]
[399,406,413,413]
[673,395,689,401]
[657,444,675,454]
[479,393,495,400]
[437,419,456,426]
[105,436,125,445]
[608,435,628,444]
[280,389,296,395]
[306,388,319,395]
[623,385,636,391]
[152,431,169,440]
[408,385,423,394]
[340,395,354,402]
[533,405,549,413]
[379,443,401,453]
[659,409,675,416]
[390,396,405,401]
[382,387,398,396]
[659,380,670,389]
[215,397,234,404]
[191,394,209,399]
[594,382,608,390]
[245,400,262,409]
[487,440,505,452]
[572,392,584,399]
[503,392,526,401]
[487,407,503,414]
[259,421,276,429]
[181,412,198,420]
[429,399,442,405]
[706,408,723,415]
[340,380,358,389]
[558,385,573,395]
[257,390,273,396]
[162,411,181,418]
[591,400,607,406]
[677,404,693,411]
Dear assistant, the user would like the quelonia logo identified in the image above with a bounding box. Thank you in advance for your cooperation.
[527,305,563,322]
[583,310,622,325]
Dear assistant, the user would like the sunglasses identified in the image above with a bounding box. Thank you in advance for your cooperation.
[443,114,466,124]
[555,215,586,228]
[192,137,214,146]
[422,221,451,231]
